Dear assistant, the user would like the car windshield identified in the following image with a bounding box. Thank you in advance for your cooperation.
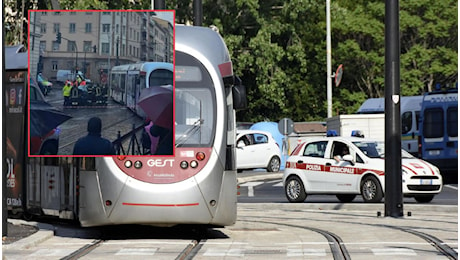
[353,141,384,158]
[353,140,415,159]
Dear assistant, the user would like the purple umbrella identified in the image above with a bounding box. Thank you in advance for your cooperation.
[29,101,72,137]
[137,85,173,129]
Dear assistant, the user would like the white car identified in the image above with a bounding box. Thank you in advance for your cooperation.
[236,130,281,172]
[283,136,443,203]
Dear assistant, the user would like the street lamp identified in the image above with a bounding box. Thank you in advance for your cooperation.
[326,0,332,118]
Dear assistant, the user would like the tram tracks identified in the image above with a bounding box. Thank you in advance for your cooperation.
[241,213,457,260]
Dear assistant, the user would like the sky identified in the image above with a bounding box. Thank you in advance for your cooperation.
[154,10,174,25]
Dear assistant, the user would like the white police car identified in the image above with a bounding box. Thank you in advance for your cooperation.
[283,136,443,203]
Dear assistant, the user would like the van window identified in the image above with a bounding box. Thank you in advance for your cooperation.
[447,107,458,137]
[415,111,420,131]
[423,108,444,138]
[401,111,412,134]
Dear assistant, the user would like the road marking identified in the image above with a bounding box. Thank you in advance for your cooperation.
[204,248,244,257]
[115,248,158,255]
[273,182,283,187]
[287,248,326,257]
[371,248,417,256]
[445,184,458,190]
[240,181,264,197]
[29,249,76,257]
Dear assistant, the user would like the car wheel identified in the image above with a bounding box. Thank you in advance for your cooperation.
[360,175,383,203]
[414,195,434,203]
[40,141,58,155]
[336,194,356,203]
[285,176,307,203]
[267,156,280,172]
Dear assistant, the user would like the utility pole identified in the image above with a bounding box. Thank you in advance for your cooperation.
[326,0,332,118]
[384,0,403,218]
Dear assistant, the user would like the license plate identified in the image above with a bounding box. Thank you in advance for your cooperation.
[428,150,441,156]
[420,179,432,185]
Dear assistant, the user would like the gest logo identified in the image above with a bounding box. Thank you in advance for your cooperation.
[147,159,174,167]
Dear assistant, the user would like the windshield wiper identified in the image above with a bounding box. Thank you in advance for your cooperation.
[175,119,204,147]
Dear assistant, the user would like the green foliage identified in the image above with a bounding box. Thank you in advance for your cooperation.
[5,0,457,123]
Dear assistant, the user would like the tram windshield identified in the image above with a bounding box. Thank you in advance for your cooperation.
[175,52,216,147]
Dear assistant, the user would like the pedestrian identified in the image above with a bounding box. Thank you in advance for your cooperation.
[62,80,72,106]
[73,117,116,155]
[142,120,160,155]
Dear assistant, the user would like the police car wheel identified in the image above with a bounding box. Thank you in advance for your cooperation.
[360,175,383,203]
[336,194,357,203]
[414,195,434,203]
[285,176,307,203]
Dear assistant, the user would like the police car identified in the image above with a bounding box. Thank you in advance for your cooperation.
[283,136,443,203]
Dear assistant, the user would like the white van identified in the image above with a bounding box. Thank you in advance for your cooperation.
[357,96,423,155]
[56,70,91,84]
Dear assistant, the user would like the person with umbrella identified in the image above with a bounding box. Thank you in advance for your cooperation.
[73,117,115,155]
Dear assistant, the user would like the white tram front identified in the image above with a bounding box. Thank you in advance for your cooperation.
[24,25,247,227]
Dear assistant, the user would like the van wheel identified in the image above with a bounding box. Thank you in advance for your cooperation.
[414,195,434,203]
[361,175,383,203]
[285,176,307,203]
[267,156,280,172]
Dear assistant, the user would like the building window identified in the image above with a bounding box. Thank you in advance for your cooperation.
[69,23,76,33]
[52,41,60,51]
[53,23,60,33]
[83,41,92,52]
[85,23,92,33]
[40,23,46,34]
[102,24,110,33]
[102,43,109,54]
[39,41,46,52]
[52,61,58,71]
[68,41,77,52]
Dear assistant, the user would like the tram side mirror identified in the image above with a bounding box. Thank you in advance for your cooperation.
[232,76,247,110]
[232,84,247,110]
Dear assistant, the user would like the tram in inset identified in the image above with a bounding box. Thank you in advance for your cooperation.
[110,62,173,117]
[15,25,247,227]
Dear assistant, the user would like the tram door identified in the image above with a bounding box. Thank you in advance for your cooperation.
[126,70,139,111]
[26,157,78,220]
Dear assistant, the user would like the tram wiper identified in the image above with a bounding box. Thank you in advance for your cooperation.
[175,119,204,147]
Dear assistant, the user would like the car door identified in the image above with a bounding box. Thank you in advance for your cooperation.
[236,133,255,169]
[324,141,358,192]
[295,140,329,192]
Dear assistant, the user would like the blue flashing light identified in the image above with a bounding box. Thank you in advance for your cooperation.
[351,130,365,138]
[327,130,338,137]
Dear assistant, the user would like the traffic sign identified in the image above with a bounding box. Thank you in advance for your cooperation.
[278,118,294,135]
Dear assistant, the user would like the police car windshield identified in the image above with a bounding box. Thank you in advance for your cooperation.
[353,141,384,158]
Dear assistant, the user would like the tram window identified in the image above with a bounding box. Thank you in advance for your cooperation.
[401,111,412,134]
[80,157,96,170]
[149,69,173,87]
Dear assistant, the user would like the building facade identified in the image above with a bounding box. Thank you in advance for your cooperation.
[30,11,173,84]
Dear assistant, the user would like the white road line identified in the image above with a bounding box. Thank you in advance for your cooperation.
[240,181,264,197]
[371,248,417,256]
[273,182,283,187]
[287,248,326,257]
[445,184,458,190]
[115,248,158,255]
[203,248,244,257]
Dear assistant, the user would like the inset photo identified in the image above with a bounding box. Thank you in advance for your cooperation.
[28,10,174,156]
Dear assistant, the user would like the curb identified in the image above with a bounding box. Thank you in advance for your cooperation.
[2,230,54,250]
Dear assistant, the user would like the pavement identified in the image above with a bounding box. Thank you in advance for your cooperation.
[2,172,458,258]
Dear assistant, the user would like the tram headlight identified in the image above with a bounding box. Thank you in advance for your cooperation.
[190,160,198,168]
[124,160,133,168]
[180,161,188,169]
[134,161,142,169]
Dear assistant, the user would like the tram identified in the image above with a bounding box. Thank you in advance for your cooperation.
[110,62,173,117]
[9,25,247,227]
